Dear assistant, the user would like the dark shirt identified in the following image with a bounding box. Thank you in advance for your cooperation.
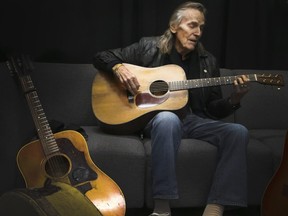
[165,47,206,117]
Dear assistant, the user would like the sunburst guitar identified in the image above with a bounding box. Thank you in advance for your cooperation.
[7,55,126,216]
[92,63,284,134]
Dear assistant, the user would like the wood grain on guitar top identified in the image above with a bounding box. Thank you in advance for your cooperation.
[92,64,188,134]
[17,130,126,216]
[92,63,188,125]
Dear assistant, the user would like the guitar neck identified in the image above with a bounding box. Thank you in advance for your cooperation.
[19,74,59,156]
[169,74,257,91]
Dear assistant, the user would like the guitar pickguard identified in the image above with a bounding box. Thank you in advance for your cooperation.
[135,92,169,108]
[56,138,98,186]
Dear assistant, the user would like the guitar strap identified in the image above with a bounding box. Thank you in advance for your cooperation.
[49,119,89,141]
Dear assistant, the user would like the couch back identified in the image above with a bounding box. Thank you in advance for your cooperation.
[0,62,99,193]
[2,62,286,133]
[0,62,287,193]
[220,68,288,129]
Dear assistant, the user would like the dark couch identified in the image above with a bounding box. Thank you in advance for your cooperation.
[1,62,287,210]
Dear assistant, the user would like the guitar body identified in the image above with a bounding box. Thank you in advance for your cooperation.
[92,64,188,134]
[8,55,127,215]
[261,131,288,216]
[17,130,126,216]
[92,63,284,135]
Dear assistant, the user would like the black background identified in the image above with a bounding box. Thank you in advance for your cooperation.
[1,0,288,70]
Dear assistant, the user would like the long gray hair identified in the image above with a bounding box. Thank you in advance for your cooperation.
[158,1,207,54]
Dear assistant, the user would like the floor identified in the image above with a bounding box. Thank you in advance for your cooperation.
[126,206,261,216]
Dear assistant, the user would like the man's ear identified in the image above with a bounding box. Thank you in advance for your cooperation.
[170,25,177,33]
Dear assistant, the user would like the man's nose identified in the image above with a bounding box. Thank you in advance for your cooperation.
[193,27,202,36]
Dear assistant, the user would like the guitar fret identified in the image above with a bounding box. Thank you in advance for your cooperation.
[213,77,217,85]
[220,77,224,85]
[199,79,204,87]
[176,81,181,90]
[40,119,49,125]
[179,81,185,90]
[215,78,220,85]
[41,126,50,132]
[37,116,46,120]
[184,81,188,88]
[48,148,59,153]
[46,137,55,142]
[34,106,43,111]
[45,137,53,142]
[39,124,49,130]
[23,78,35,92]
[193,80,199,88]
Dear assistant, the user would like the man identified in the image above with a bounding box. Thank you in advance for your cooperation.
[93,2,249,216]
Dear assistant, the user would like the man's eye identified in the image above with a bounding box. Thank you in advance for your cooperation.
[189,23,196,28]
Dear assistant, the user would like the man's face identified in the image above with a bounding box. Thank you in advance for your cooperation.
[170,8,205,57]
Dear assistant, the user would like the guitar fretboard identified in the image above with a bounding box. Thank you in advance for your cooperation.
[21,75,59,156]
[169,74,257,91]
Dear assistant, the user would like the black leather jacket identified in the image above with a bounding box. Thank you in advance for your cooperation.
[93,36,238,119]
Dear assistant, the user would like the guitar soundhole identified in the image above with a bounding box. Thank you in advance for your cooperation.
[150,80,169,96]
[45,154,71,179]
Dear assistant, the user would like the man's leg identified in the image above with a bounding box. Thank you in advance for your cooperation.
[144,111,183,215]
[183,114,248,215]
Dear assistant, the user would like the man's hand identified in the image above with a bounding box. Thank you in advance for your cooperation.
[230,75,250,104]
[113,64,140,95]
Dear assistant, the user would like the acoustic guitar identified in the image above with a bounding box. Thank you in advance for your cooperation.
[92,63,284,134]
[261,130,288,216]
[7,55,126,216]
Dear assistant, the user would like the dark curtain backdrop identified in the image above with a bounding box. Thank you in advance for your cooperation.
[0,0,287,70]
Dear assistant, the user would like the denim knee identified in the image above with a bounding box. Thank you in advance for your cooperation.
[152,111,182,131]
[228,123,249,139]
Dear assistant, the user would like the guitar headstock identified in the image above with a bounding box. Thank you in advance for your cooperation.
[256,74,285,87]
[6,54,34,77]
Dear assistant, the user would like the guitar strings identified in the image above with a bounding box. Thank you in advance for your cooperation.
[24,76,67,179]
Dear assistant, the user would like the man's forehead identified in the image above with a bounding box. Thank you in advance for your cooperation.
[181,8,205,24]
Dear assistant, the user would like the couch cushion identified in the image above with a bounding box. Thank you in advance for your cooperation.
[82,126,146,208]
[249,129,287,169]
[246,138,274,205]
[143,135,277,207]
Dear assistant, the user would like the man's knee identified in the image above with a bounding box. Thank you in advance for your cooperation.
[153,112,182,129]
[228,123,249,139]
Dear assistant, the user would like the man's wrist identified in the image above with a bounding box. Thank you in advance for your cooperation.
[112,63,123,73]
[228,97,241,110]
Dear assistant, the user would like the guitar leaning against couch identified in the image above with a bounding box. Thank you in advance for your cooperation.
[6,55,126,216]
[261,130,288,216]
